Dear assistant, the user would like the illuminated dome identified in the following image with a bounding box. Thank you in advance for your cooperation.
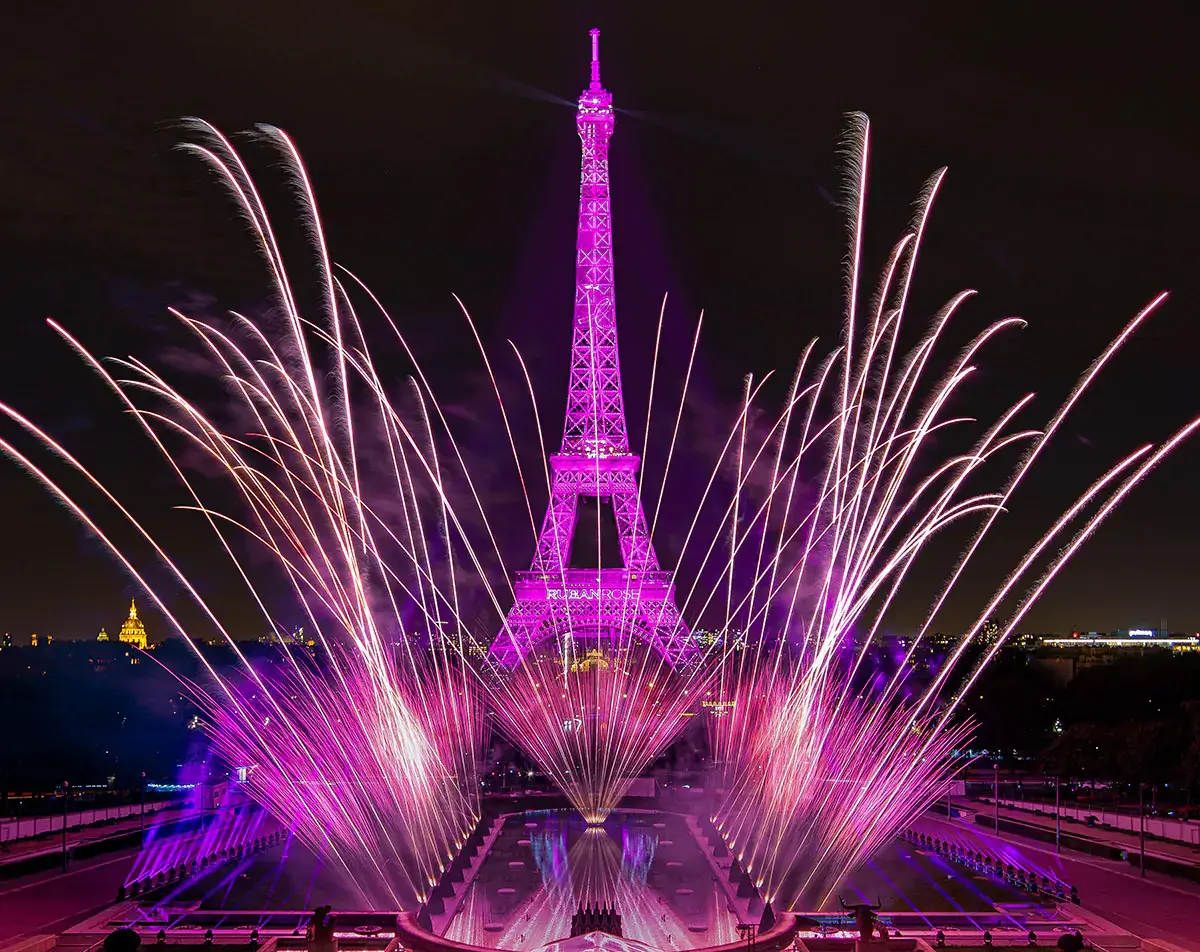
[535,934,661,952]
[118,599,148,649]
[570,647,610,673]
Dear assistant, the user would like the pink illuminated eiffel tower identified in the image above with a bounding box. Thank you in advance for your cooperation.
[490,30,696,668]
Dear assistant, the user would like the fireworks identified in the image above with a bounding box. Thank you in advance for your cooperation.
[1,32,1194,922]
[489,645,708,824]
[691,116,1197,908]
[0,122,490,908]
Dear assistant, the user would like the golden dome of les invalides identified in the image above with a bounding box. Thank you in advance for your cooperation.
[99,599,148,649]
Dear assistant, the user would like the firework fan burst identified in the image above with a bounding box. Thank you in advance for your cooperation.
[488,644,710,825]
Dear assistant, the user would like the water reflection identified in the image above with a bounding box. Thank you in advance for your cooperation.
[530,815,571,889]
[443,811,739,950]
[621,825,656,888]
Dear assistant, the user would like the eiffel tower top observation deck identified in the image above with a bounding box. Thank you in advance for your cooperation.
[489,31,695,667]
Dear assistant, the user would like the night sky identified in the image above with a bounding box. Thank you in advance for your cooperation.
[1,2,1196,641]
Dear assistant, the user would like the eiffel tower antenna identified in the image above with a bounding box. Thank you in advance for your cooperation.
[489,31,695,667]
[589,28,601,88]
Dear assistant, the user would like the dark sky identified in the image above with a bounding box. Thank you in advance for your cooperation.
[1,1,1197,641]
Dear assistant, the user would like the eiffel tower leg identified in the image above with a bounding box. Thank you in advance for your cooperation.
[493,604,550,668]
[609,471,658,573]
[637,601,698,668]
[531,475,579,574]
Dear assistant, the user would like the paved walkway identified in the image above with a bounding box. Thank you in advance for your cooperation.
[958,798,1200,869]
[9,807,1200,952]
[0,845,138,943]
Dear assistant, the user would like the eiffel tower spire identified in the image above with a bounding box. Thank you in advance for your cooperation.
[562,27,625,458]
[489,31,695,668]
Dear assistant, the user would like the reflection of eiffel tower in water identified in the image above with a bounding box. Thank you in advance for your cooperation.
[570,902,623,938]
[488,30,696,669]
[491,821,694,950]
[571,825,694,948]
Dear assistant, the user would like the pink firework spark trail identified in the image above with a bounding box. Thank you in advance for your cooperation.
[0,31,1194,917]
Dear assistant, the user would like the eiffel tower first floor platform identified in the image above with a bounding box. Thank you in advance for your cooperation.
[488,567,700,668]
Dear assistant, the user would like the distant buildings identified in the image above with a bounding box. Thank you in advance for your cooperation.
[1040,628,1198,651]
[1031,628,1200,685]
[691,628,747,651]
[918,626,1198,656]
[979,619,1002,645]
[78,600,152,664]
[570,647,610,673]
[701,697,735,716]
[254,626,316,650]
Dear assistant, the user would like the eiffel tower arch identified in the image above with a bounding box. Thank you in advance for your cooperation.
[489,31,696,669]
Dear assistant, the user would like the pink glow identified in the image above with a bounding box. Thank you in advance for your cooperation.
[489,30,694,669]
[482,29,702,827]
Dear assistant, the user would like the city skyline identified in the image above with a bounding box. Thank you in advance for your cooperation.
[7,608,1200,646]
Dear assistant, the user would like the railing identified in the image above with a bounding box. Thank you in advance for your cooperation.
[980,797,1200,847]
[0,800,180,844]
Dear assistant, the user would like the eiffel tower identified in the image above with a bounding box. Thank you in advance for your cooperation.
[489,30,696,668]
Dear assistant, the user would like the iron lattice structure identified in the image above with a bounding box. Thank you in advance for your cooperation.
[490,31,695,668]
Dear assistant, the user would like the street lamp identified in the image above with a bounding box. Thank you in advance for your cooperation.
[1139,781,1146,877]
[1055,775,1061,855]
[61,780,70,873]
[993,763,1000,834]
